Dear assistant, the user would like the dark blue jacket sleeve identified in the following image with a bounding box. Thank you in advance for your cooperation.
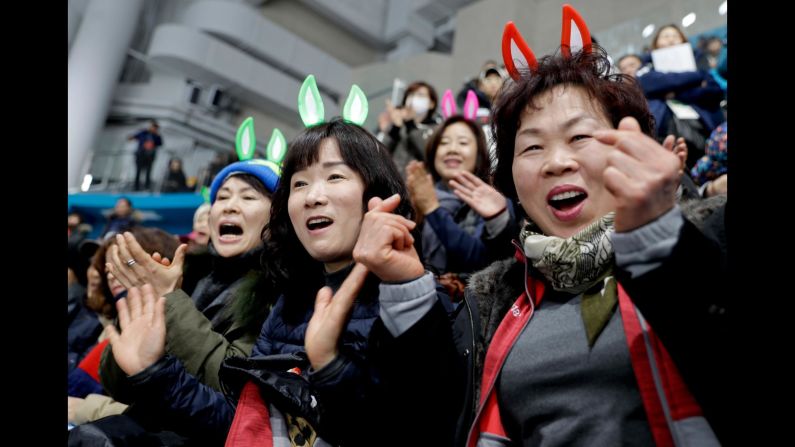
[637,69,707,98]
[127,355,235,445]
[425,207,488,273]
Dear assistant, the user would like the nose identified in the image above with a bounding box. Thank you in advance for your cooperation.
[541,145,578,177]
[304,182,328,207]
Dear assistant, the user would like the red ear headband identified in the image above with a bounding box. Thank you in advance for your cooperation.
[502,4,592,81]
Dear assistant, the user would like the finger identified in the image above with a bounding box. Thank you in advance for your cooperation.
[114,235,143,280]
[456,171,482,189]
[606,150,646,180]
[171,244,188,270]
[161,258,171,267]
[141,283,156,318]
[368,196,384,212]
[662,135,675,152]
[313,286,333,314]
[595,129,665,162]
[116,297,130,331]
[106,324,121,346]
[127,286,143,321]
[153,296,167,330]
[449,180,473,196]
[329,263,369,320]
[370,194,401,213]
[603,165,638,200]
[377,212,417,231]
[106,248,134,288]
[380,220,414,251]
[617,116,642,132]
[123,232,155,269]
[151,252,162,263]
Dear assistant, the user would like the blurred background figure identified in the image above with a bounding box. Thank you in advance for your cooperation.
[161,157,191,193]
[128,120,163,191]
[377,80,441,178]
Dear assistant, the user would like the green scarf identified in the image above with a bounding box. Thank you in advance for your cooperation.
[519,213,618,347]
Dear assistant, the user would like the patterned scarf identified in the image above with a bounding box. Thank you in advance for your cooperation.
[519,213,618,346]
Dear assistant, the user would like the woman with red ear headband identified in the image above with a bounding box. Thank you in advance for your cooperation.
[457,5,725,446]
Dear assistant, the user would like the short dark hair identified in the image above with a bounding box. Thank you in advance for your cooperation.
[425,116,491,183]
[262,117,413,318]
[150,119,159,129]
[401,81,439,118]
[491,45,654,200]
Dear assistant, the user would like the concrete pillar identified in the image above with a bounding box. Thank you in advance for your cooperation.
[68,0,145,189]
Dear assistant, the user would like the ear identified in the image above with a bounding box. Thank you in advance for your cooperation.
[342,84,369,125]
[298,75,325,127]
[561,4,592,58]
[235,117,256,161]
[266,128,287,166]
[463,90,479,121]
[502,21,537,81]
[440,89,457,120]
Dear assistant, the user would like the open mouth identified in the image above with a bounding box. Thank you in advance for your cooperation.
[219,223,243,240]
[547,190,587,211]
[443,158,462,168]
[306,217,333,231]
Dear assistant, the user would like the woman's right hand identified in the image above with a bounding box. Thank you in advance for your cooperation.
[106,284,167,376]
[106,232,186,299]
[405,161,440,215]
[385,99,404,128]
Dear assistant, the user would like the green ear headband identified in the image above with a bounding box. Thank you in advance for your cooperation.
[298,74,369,127]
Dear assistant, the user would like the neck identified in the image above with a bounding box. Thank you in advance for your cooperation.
[324,258,354,274]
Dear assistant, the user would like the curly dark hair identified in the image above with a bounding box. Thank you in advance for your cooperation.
[490,44,655,199]
[261,117,413,322]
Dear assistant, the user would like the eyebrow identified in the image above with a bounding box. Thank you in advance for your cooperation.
[517,114,598,137]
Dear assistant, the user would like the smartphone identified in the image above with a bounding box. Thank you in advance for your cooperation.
[391,78,406,107]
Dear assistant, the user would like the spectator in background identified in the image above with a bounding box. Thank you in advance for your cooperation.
[100,197,140,240]
[635,24,725,170]
[617,54,643,78]
[161,157,190,193]
[377,81,441,178]
[456,60,507,113]
[129,120,163,191]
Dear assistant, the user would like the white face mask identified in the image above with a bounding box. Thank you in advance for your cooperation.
[409,96,431,118]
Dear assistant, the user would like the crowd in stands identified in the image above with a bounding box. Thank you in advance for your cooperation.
[68,9,728,445]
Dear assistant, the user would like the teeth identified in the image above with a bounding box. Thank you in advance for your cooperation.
[308,218,331,225]
[550,191,584,201]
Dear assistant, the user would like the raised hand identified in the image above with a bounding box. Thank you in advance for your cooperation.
[353,194,424,283]
[106,284,167,376]
[594,117,682,232]
[449,170,508,219]
[106,232,186,298]
[305,263,369,370]
[405,160,439,216]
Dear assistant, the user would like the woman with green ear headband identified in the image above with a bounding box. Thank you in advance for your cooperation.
[80,120,285,444]
[99,77,464,447]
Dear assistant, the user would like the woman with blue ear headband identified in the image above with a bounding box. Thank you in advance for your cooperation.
[376,80,442,178]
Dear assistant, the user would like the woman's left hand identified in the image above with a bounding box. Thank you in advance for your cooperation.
[353,194,424,283]
[594,117,682,233]
[449,171,508,219]
[305,263,369,371]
